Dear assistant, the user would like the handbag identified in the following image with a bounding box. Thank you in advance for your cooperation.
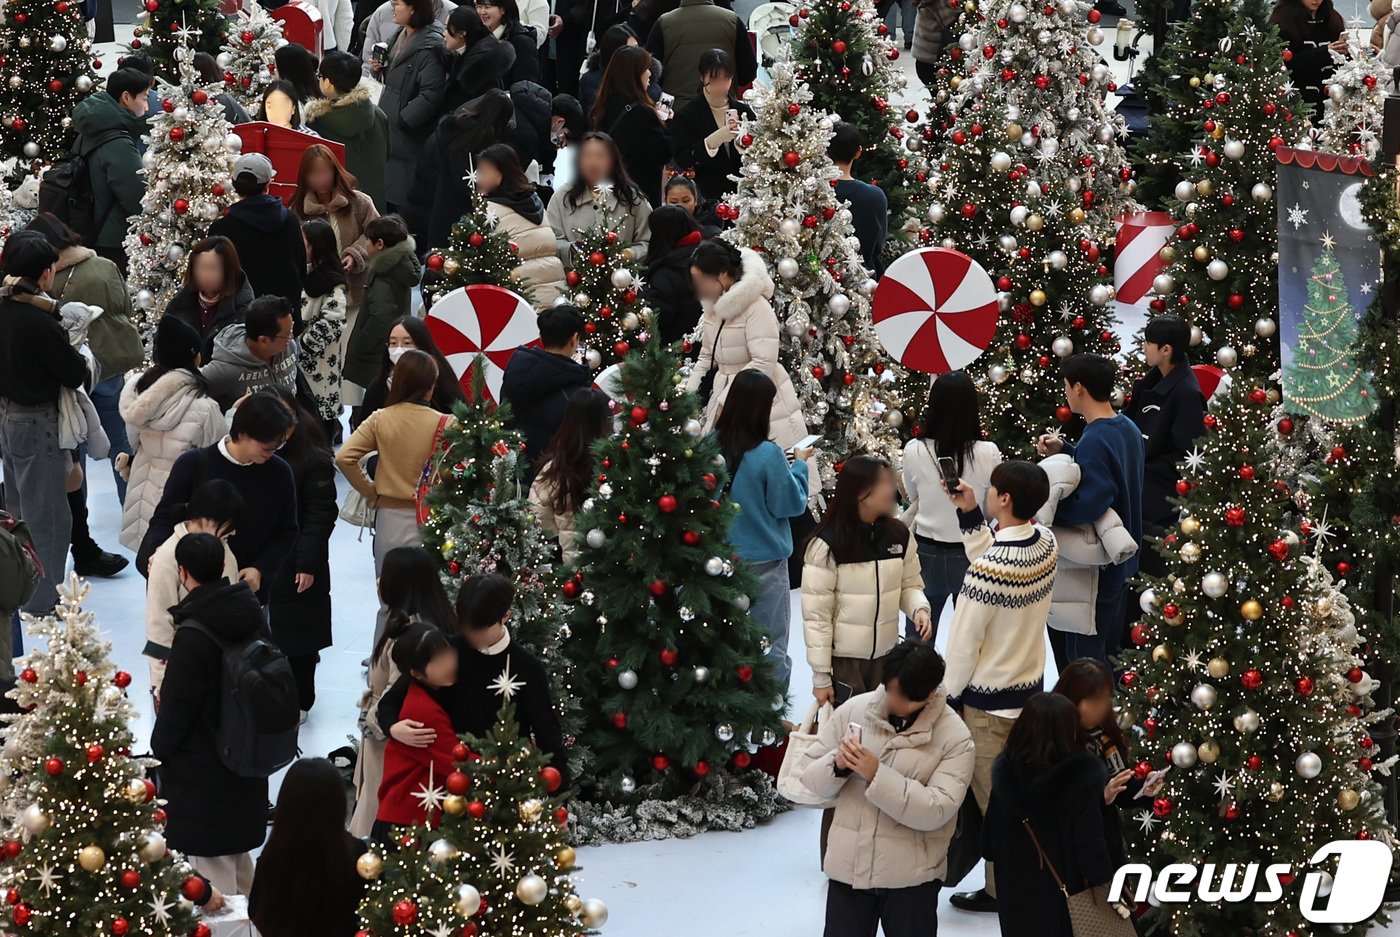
[775,700,837,807]
[414,414,454,525]
[1022,818,1135,937]
[340,450,378,533]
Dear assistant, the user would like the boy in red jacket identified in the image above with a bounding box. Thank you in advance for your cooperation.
[374,622,458,840]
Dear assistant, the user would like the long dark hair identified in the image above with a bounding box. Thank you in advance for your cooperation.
[182,235,242,299]
[270,386,330,478]
[805,455,893,557]
[689,238,742,279]
[1003,692,1082,767]
[646,204,701,269]
[273,43,322,102]
[375,546,455,663]
[1268,0,1343,36]
[535,389,611,515]
[449,89,514,163]
[714,369,775,470]
[478,142,533,198]
[591,45,653,128]
[248,758,360,937]
[1053,658,1128,757]
[564,131,643,210]
[920,371,982,477]
[302,218,346,283]
[370,316,466,413]
[585,23,637,73]
[258,79,305,126]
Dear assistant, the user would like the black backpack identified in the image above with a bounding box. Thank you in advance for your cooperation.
[37,128,129,246]
[183,621,301,779]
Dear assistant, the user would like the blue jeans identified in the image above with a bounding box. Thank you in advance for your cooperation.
[749,558,793,694]
[907,539,968,641]
[0,399,69,622]
[884,0,915,40]
[89,375,132,503]
[1064,582,1126,666]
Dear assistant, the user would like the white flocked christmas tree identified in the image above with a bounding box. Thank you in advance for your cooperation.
[216,4,283,112]
[1315,38,1385,159]
[124,41,235,333]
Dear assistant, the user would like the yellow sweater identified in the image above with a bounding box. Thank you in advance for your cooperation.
[336,401,454,510]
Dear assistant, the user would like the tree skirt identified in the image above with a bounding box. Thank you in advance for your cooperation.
[569,772,790,845]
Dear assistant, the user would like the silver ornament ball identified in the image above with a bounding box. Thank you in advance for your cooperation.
[454,884,482,917]
[1171,741,1198,768]
[704,556,725,576]
[516,873,549,906]
[1296,751,1323,779]
[1202,571,1229,598]
[617,669,638,690]
[1190,683,1218,709]
[586,528,606,549]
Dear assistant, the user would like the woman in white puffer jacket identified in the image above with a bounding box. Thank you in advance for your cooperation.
[118,316,227,552]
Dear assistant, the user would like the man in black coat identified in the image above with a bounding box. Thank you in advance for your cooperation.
[150,532,270,895]
[1122,314,1206,556]
[499,304,591,484]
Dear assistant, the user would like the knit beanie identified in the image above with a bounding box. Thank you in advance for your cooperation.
[153,315,202,369]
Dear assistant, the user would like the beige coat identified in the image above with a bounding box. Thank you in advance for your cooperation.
[802,686,975,889]
[350,637,401,837]
[486,202,567,310]
[684,247,807,449]
[144,522,240,698]
[528,465,580,565]
[802,525,930,686]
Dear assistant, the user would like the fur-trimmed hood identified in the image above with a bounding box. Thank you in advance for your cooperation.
[303,80,378,124]
[704,247,774,323]
[119,369,213,433]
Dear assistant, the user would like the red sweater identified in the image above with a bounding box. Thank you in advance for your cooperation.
[376,681,458,827]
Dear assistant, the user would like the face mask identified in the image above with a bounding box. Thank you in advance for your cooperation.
[388,345,410,364]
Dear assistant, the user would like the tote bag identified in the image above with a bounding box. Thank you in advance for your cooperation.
[776,700,837,807]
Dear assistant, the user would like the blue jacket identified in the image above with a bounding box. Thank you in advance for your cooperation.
[1053,413,1144,591]
[727,441,809,563]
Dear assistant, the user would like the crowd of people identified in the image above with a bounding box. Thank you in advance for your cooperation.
[0,2,1224,933]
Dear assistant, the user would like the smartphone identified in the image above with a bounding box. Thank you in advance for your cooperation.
[787,434,823,454]
[844,723,863,744]
[936,456,960,494]
[833,681,854,706]
[1136,766,1172,798]
[725,107,739,126]
[370,42,389,69]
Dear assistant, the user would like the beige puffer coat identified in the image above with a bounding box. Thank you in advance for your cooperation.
[802,517,930,687]
[801,686,975,889]
[528,464,580,566]
[118,370,228,552]
[684,247,807,449]
[486,201,567,310]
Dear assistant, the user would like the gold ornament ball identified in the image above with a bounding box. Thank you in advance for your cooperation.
[1152,644,1173,663]
[1192,245,1211,262]
[950,75,962,90]
[1029,289,1048,307]
[77,845,106,872]
[1267,782,1285,803]
[442,258,460,276]
[1313,596,1334,619]
[519,798,544,822]
[1180,516,1201,536]
[1068,207,1086,224]
[1006,122,1022,140]
[1207,657,1230,679]
[1195,179,1214,197]
[964,0,976,10]
[123,777,148,804]
[579,898,610,928]
[1198,740,1220,764]
[1189,76,1201,88]
[443,794,468,816]
[1026,213,1044,231]
[1159,245,1177,264]
[441,539,455,558]
[356,851,383,880]
[1339,789,1361,811]
[1240,599,1263,621]
[556,846,577,869]
[1211,125,1225,139]
[564,894,584,914]
[1179,541,1202,563]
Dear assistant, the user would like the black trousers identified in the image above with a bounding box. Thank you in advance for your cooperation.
[287,652,319,711]
[824,879,941,937]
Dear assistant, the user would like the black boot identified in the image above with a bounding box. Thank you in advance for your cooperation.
[949,889,997,912]
[69,489,130,578]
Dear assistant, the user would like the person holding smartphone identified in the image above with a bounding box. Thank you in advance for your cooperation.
[899,371,1002,642]
[668,48,755,202]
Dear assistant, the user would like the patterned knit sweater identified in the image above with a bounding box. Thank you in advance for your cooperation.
[944,506,1058,715]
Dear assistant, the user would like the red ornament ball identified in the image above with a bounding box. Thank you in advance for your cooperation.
[554,806,569,824]
[736,665,755,682]
[3,841,21,859]
[542,766,562,792]
[168,127,185,143]
[11,904,29,926]
[1238,465,1255,481]
[1014,333,1031,350]
[1152,796,1173,817]
[831,38,847,54]
[1054,405,1072,423]
[1225,803,1241,820]
[1224,506,1247,527]
[19,669,35,684]
[425,253,445,271]
[1337,561,1352,576]
[1295,676,1315,696]
[445,771,470,795]
[658,494,678,513]
[1161,603,1180,619]
[588,250,607,266]
[86,744,104,764]
[629,405,649,426]
[1245,755,1263,771]
[682,530,701,546]
[561,580,580,599]
[659,648,678,666]
[120,870,141,889]
[611,712,628,729]
[647,580,668,597]
[44,757,63,777]
[1347,667,1364,683]
[112,918,130,936]
[172,198,190,215]
[652,754,670,771]
[467,800,487,818]
[782,150,802,168]
[180,876,206,902]
[452,743,471,761]
[1129,623,1149,646]
[1267,539,1289,562]
[1277,417,1294,435]
[193,926,211,937]
[565,269,581,287]
[1241,669,1263,690]
[733,751,752,768]
[391,901,418,926]
[787,103,802,116]
[694,760,710,777]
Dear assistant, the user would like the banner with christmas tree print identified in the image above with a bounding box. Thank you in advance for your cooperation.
[1274,148,1378,425]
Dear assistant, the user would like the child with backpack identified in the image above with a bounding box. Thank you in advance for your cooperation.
[373,622,459,842]
[151,532,292,894]
[144,480,243,702]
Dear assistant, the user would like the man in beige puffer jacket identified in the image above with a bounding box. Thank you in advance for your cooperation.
[802,644,975,935]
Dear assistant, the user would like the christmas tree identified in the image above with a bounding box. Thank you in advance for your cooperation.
[789,0,923,252]
[1314,40,1385,160]
[215,4,284,112]
[0,576,205,937]
[356,704,607,937]
[561,207,648,371]
[559,334,787,818]
[129,0,226,79]
[723,61,902,489]
[1281,246,1375,425]
[417,373,581,770]
[423,187,534,309]
[125,42,235,333]
[1146,14,1304,384]
[1116,386,1390,935]
[0,0,98,174]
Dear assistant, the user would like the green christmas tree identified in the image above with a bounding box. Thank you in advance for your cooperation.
[1141,10,1304,383]
[356,704,608,937]
[0,577,204,937]
[1116,386,1390,935]
[423,188,534,309]
[789,0,922,252]
[129,0,226,79]
[559,334,787,811]
[215,4,283,112]
[1281,247,1376,424]
[560,203,648,371]
[0,0,98,174]
[417,373,580,771]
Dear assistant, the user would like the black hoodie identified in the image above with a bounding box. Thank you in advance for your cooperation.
[981,751,1115,937]
[210,194,308,308]
[151,580,270,857]
[442,35,517,113]
[499,345,591,481]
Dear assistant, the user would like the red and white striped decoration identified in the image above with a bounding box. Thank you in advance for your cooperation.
[1112,211,1176,354]
[425,285,539,402]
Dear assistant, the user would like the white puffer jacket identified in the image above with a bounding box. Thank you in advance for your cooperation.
[118,370,228,552]
[684,248,808,450]
[802,517,931,686]
[802,686,974,889]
